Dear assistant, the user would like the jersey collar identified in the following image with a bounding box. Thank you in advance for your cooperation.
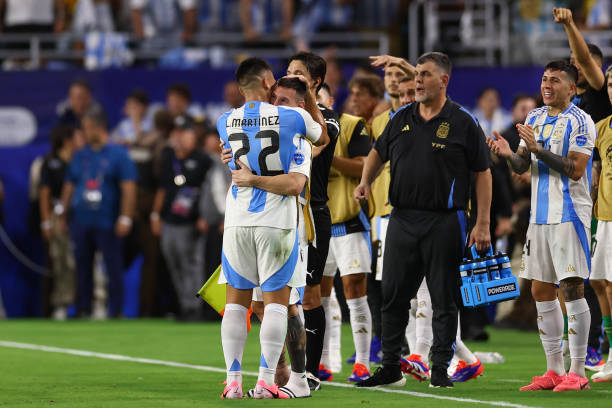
[411,96,453,121]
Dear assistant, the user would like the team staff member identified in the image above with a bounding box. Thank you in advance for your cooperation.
[59,109,137,318]
[286,52,340,391]
[319,102,373,383]
[354,52,492,388]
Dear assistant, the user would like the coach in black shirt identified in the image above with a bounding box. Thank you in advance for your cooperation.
[354,52,492,388]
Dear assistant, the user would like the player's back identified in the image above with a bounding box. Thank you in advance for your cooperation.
[218,101,319,230]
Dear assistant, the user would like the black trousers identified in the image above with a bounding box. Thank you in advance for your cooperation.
[381,208,466,370]
[306,204,332,286]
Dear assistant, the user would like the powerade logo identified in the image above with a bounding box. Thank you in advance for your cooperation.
[487,283,516,296]
[576,136,587,146]
[294,152,304,165]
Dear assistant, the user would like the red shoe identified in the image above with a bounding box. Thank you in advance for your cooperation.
[318,364,333,381]
[400,354,430,382]
[220,381,243,399]
[347,363,371,382]
[519,370,566,391]
[553,372,590,392]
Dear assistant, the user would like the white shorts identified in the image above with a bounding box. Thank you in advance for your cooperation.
[372,216,390,281]
[323,231,371,277]
[591,220,612,281]
[220,226,299,292]
[252,286,304,304]
[519,222,590,284]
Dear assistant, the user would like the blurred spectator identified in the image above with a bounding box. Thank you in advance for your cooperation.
[0,0,66,35]
[165,82,205,120]
[346,75,384,124]
[204,81,244,123]
[500,93,537,152]
[473,87,512,140]
[57,78,101,127]
[0,175,3,225]
[112,89,153,145]
[71,0,116,33]
[292,0,354,51]
[324,58,348,111]
[59,109,137,318]
[39,125,82,321]
[130,0,197,45]
[240,0,293,42]
[151,115,212,321]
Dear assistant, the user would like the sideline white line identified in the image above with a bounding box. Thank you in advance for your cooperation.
[0,340,540,408]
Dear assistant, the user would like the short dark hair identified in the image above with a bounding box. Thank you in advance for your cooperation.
[348,76,385,99]
[416,52,452,75]
[587,43,603,61]
[235,57,272,89]
[167,83,191,102]
[128,89,149,106]
[319,82,332,96]
[544,60,578,83]
[275,77,308,100]
[70,78,91,93]
[511,93,536,109]
[50,125,75,155]
[477,86,499,100]
[288,52,327,93]
[82,107,108,130]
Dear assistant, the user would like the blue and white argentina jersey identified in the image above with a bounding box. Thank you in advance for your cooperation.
[217,101,320,229]
[521,103,596,226]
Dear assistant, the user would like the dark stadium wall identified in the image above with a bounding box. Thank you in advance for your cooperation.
[0,66,543,317]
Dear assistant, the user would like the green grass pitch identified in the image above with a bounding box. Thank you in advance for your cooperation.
[0,319,611,407]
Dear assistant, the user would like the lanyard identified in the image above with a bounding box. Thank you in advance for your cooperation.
[83,148,109,185]
[172,155,186,186]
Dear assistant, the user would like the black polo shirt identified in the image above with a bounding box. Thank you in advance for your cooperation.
[310,103,340,206]
[572,84,612,123]
[374,97,490,211]
[40,154,68,199]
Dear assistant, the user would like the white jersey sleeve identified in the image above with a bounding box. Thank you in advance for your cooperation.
[568,113,596,156]
[288,136,313,178]
[286,107,322,144]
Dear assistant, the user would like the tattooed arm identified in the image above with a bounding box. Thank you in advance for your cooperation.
[534,149,591,181]
[508,146,531,174]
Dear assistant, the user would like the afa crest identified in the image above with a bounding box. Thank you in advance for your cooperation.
[249,102,255,108]
[436,122,450,139]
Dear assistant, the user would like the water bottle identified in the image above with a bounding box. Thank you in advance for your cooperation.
[470,246,489,283]
[485,254,501,280]
[496,252,512,279]
[459,258,474,306]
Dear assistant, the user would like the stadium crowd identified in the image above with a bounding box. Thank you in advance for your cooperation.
[1,2,612,397]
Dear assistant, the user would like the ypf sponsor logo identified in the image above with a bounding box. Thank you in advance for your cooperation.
[486,283,516,296]
[0,107,37,146]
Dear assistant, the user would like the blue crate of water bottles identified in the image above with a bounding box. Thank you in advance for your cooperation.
[459,245,520,307]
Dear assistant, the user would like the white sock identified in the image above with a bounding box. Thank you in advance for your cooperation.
[535,299,565,376]
[221,303,248,384]
[346,296,372,368]
[406,298,418,353]
[454,314,477,364]
[320,296,332,367]
[414,282,433,358]
[329,290,343,371]
[566,298,590,377]
[259,303,288,385]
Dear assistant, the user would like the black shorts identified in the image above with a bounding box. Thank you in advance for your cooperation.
[306,204,332,286]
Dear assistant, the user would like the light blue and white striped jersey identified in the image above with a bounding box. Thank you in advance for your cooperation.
[521,103,596,226]
[217,101,321,229]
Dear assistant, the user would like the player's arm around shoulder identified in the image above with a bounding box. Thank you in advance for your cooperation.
[291,106,327,147]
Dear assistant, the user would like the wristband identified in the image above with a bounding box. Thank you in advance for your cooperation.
[40,220,52,231]
[118,215,133,227]
[150,212,160,221]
